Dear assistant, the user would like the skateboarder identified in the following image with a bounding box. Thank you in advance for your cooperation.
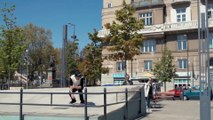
[69,71,85,104]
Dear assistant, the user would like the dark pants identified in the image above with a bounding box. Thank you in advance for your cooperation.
[146,95,152,108]
[69,88,84,102]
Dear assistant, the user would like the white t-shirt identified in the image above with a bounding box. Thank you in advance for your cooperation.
[70,75,81,86]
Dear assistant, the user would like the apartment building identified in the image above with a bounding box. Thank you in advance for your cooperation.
[98,0,213,90]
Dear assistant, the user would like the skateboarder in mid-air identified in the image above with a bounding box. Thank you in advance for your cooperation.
[69,71,85,104]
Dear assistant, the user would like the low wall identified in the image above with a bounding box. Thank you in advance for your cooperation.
[97,86,146,120]
[0,85,146,120]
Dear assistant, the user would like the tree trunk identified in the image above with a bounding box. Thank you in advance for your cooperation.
[164,81,167,92]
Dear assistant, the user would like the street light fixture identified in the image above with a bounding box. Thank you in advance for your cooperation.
[68,23,77,40]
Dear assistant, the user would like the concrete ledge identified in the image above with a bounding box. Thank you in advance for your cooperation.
[0,85,146,120]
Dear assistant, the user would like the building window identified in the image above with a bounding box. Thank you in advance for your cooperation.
[210,57,213,66]
[116,61,125,71]
[139,12,153,25]
[144,60,152,71]
[107,2,112,8]
[209,33,213,48]
[178,59,188,69]
[177,34,187,51]
[208,4,213,19]
[141,40,156,52]
[176,8,186,22]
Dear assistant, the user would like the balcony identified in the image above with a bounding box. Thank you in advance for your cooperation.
[131,0,164,9]
[201,0,213,5]
[171,0,191,6]
[98,19,213,37]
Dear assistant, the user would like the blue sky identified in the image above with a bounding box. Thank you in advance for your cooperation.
[1,0,103,49]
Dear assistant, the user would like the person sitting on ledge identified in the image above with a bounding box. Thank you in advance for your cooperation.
[122,74,133,85]
[69,71,85,104]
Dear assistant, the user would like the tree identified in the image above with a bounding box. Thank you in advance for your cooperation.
[78,30,108,86]
[0,3,27,83]
[53,48,61,79]
[152,47,177,92]
[104,1,144,74]
[66,39,80,77]
[23,23,54,83]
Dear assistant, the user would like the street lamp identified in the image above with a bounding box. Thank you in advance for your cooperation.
[24,49,29,89]
[198,0,211,120]
[68,23,77,40]
[61,23,76,87]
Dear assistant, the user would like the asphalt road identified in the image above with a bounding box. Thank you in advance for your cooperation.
[136,100,213,120]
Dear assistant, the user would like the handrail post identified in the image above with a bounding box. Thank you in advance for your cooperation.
[139,88,142,114]
[125,88,128,120]
[20,88,23,120]
[116,92,118,103]
[50,93,53,105]
[84,88,88,120]
[104,88,107,120]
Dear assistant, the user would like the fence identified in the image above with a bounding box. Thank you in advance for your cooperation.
[0,84,9,90]
[0,86,146,120]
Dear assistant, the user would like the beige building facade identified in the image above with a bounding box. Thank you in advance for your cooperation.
[98,0,213,90]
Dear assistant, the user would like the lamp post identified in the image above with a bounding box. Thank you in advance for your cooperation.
[61,24,67,88]
[61,23,76,87]
[198,0,211,120]
[25,49,29,89]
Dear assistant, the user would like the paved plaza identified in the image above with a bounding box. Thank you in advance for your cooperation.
[137,100,213,120]
[1,86,213,120]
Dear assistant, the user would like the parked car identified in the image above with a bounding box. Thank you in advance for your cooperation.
[168,88,185,98]
[182,85,213,100]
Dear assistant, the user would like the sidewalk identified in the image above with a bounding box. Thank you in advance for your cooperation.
[136,100,213,120]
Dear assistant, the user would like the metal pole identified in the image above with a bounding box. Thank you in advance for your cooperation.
[20,65,23,88]
[125,88,128,120]
[104,88,107,120]
[131,60,133,77]
[198,0,201,92]
[84,88,88,120]
[61,25,67,87]
[199,0,211,119]
[205,0,211,119]
[50,93,53,105]
[20,88,23,120]
[25,49,29,89]
[205,0,211,94]
[187,35,189,87]
[139,88,142,114]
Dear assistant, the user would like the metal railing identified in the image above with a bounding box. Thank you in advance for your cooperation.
[98,19,213,37]
[132,0,164,8]
[171,0,191,3]
[0,84,9,90]
[0,87,145,120]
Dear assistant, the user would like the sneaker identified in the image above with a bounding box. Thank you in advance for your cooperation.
[80,100,85,104]
[70,99,76,104]
[146,108,152,113]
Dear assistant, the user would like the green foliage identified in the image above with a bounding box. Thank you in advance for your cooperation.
[152,47,177,91]
[0,3,27,81]
[79,30,109,86]
[66,39,79,76]
[104,1,144,61]
[23,23,54,81]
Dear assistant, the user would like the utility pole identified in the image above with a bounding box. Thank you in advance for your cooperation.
[61,23,76,87]
[198,0,211,119]
[61,24,67,87]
